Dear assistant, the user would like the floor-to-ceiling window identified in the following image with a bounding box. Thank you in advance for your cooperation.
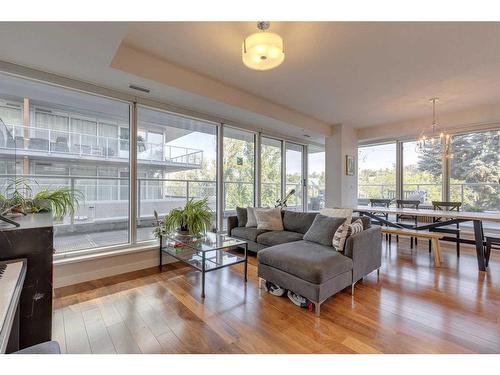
[357,143,397,202]
[0,70,329,256]
[0,72,130,253]
[223,127,255,226]
[307,145,325,211]
[136,106,217,241]
[402,140,442,204]
[260,137,282,207]
[450,130,499,213]
[285,142,304,211]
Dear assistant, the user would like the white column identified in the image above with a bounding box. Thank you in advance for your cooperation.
[325,124,358,208]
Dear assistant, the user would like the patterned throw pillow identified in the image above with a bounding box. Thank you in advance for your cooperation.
[255,207,284,231]
[332,219,364,252]
[320,208,353,250]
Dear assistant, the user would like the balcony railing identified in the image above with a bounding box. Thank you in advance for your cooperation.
[0,123,203,167]
[0,174,322,253]
[358,182,500,212]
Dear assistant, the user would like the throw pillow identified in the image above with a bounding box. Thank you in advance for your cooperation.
[255,207,284,231]
[245,207,258,227]
[320,208,353,250]
[236,206,248,227]
[303,214,346,246]
[333,219,364,252]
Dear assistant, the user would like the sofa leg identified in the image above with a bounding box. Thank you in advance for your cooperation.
[314,303,321,317]
[377,268,380,277]
[258,277,265,290]
[351,282,355,296]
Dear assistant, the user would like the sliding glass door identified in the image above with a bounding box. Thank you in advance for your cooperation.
[285,142,304,211]
[260,137,282,207]
[223,127,255,227]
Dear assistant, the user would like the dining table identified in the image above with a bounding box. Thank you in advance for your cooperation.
[353,205,500,271]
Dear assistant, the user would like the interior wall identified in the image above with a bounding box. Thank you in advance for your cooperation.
[325,124,358,208]
[53,247,175,288]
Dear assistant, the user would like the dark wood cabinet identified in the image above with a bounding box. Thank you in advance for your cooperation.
[0,213,53,349]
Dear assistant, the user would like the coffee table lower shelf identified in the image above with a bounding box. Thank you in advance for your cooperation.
[159,237,248,298]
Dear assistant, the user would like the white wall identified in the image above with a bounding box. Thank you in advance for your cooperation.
[53,246,175,288]
[325,124,358,208]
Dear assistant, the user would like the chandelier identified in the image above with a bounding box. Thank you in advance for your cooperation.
[417,97,453,158]
[242,22,285,71]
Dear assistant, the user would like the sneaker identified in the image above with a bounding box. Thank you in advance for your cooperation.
[265,281,286,297]
[287,290,311,308]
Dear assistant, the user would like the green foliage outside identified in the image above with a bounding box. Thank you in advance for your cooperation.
[164,137,325,210]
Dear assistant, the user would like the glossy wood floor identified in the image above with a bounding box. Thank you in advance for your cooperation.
[53,239,500,354]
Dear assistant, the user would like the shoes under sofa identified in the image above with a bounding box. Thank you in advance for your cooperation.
[227,209,382,316]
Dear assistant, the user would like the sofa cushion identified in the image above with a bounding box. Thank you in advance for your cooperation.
[231,226,269,242]
[257,240,353,284]
[257,230,303,247]
[303,214,346,246]
[236,207,248,227]
[282,211,317,234]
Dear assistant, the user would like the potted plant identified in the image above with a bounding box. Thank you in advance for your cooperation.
[154,198,213,238]
[0,177,82,220]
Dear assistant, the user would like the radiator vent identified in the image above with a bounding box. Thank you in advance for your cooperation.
[128,84,150,94]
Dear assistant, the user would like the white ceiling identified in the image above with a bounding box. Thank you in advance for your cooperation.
[123,22,500,127]
[1,22,500,136]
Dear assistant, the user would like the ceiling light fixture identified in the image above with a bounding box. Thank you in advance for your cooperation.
[417,97,452,158]
[242,21,285,71]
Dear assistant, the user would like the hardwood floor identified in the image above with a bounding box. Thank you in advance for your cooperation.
[53,240,500,354]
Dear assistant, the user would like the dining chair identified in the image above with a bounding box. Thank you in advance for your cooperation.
[431,201,462,257]
[395,199,420,248]
[369,198,392,241]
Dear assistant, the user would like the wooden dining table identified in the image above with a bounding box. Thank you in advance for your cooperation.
[353,205,500,271]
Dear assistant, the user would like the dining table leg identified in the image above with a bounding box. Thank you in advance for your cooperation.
[473,220,486,271]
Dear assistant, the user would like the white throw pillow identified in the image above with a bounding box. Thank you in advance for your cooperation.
[332,218,364,252]
[255,207,284,231]
[320,208,353,249]
[246,207,258,227]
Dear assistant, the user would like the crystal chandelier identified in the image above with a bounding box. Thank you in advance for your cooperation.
[417,97,453,158]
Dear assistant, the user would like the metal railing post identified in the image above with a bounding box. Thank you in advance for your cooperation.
[47,129,51,153]
[186,181,190,202]
[70,177,75,232]
[137,180,141,225]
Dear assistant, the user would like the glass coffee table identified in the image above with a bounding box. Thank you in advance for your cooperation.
[159,232,248,298]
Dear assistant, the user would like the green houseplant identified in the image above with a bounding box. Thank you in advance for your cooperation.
[0,177,82,220]
[154,198,213,238]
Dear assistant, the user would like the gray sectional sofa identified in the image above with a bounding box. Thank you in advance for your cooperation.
[227,209,382,316]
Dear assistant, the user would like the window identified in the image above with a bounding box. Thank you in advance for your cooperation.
[136,106,217,242]
[1,71,329,256]
[261,137,282,207]
[307,145,325,211]
[450,130,499,213]
[402,140,442,204]
[0,73,130,254]
[223,127,255,227]
[358,143,397,202]
[285,142,304,211]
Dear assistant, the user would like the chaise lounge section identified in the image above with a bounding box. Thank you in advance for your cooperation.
[227,209,382,316]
